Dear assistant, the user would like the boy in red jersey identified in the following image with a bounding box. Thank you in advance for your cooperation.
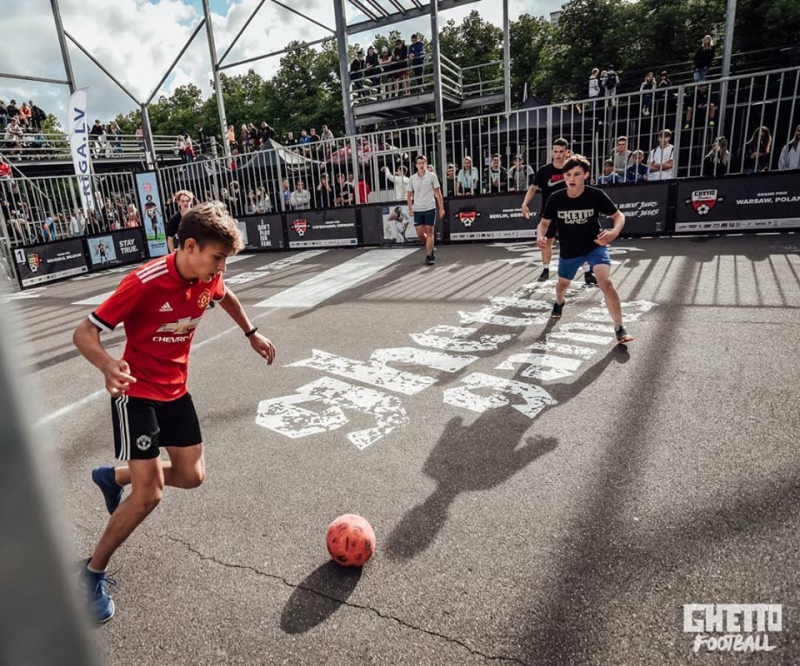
[73,202,276,623]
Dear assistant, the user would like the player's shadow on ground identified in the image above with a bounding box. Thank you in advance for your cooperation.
[279,560,362,634]
[386,344,629,561]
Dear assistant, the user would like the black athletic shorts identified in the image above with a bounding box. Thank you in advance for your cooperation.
[110,392,202,461]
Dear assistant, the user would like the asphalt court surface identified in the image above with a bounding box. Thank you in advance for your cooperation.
[7,233,800,665]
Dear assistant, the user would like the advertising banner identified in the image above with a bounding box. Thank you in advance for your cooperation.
[86,229,146,269]
[238,214,285,250]
[135,172,168,257]
[286,208,358,249]
[599,182,668,235]
[675,174,800,233]
[448,193,540,241]
[360,205,445,246]
[66,88,95,212]
[13,240,88,287]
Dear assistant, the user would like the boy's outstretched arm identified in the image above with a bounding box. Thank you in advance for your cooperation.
[218,287,276,364]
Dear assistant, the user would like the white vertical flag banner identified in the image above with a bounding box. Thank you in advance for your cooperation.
[67,89,95,212]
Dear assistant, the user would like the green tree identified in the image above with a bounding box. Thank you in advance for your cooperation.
[509,14,556,104]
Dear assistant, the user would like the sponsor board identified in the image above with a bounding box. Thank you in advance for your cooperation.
[286,208,358,249]
[14,240,89,287]
[239,214,284,250]
[448,193,540,242]
[676,174,800,232]
[86,229,146,269]
[599,182,668,235]
[135,172,168,257]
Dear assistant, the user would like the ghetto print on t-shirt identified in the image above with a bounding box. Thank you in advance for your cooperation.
[558,209,595,225]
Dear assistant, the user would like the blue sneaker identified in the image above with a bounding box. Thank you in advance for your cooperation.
[81,561,116,624]
[92,466,123,514]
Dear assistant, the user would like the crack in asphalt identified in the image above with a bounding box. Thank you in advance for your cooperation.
[156,532,531,666]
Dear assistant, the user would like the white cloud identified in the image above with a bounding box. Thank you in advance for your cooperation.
[0,0,562,129]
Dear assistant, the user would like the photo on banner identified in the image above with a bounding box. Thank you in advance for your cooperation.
[381,205,417,243]
[87,235,117,267]
[135,172,168,257]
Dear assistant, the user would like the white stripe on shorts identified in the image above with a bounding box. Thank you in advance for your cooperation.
[115,395,130,460]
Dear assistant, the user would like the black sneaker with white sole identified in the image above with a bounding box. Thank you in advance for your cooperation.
[426,254,435,266]
[584,270,597,285]
[615,326,634,343]
[538,267,550,282]
[551,301,565,319]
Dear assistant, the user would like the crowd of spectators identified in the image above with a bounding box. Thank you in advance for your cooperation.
[350,33,426,100]
[1,98,59,159]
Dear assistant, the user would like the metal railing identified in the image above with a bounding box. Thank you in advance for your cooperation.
[0,172,140,247]
[2,65,799,256]
[350,55,504,106]
[0,131,183,163]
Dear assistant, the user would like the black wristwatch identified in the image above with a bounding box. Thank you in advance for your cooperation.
[245,327,258,338]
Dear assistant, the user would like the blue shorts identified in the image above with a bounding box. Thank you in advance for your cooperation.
[413,209,436,226]
[558,246,611,280]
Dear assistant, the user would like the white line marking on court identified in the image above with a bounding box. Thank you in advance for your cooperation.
[253,248,416,309]
[225,254,252,265]
[72,290,115,306]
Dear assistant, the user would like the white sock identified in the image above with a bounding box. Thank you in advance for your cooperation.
[87,563,107,574]
[542,262,550,269]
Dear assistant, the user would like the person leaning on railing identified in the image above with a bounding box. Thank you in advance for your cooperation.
[778,124,800,171]
[743,126,772,173]
[702,137,731,177]
[408,34,424,91]
[456,157,479,196]
[508,155,533,193]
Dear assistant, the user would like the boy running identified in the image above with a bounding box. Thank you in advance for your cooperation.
[406,155,445,266]
[73,202,276,623]
[536,154,634,344]
[522,138,597,285]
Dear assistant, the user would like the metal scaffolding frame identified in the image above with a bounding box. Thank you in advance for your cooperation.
[4,1,512,163]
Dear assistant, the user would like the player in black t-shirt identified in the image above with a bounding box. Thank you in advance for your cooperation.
[167,189,194,253]
[538,154,634,344]
[522,138,596,285]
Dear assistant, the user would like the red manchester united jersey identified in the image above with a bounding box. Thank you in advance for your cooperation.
[89,253,226,401]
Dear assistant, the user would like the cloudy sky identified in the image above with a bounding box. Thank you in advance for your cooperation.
[2,0,562,129]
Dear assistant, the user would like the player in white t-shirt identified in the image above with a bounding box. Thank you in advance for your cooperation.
[406,155,445,265]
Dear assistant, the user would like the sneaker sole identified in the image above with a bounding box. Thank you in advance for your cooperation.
[98,599,115,624]
[616,335,635,344]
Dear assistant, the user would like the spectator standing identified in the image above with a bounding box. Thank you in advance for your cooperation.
[309,128,322,157]
[285,131,297,147]
[4,117,24,157]
[393,38,409,96]
[176,134,187,161]
[656,70,672,116]
[611,136,631,179]
[299,129,311,150]
[240,124,250,152]
[0,100,7,131]
[588,68,601,100]
[456,156,479,196]
[382,164,409,200]
[597,159,623,186]
[743,126,772,172]
[508,155,534,192]
[648,129,675,181]
[355,176,371,204]
[379,47,394,98]
[626,151,649,183]
[483,154,507,194]
[408,34,425,91]
[126,203,141,228]
[693,35,715,82]
[135,124,144,151]
[334,172,355,206]
[350,50,365,98]
[260,122,275,143]
[89,120,105,158]
[316,173,334,208]
[320,124,335,157]
[777,124,800,170]
[640,72,656,116]
[364,46,380,92]
[406,154,445,266]
[109,121,122,154]
[604,66,620,104]
[444,164,457,198]
[281,179,292,209]
[702,137,731,176]
[30,100,46,131]
[256,187,271,213]
[291,181,310,211]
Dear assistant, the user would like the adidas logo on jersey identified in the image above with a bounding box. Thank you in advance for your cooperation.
[159,302,173,312]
